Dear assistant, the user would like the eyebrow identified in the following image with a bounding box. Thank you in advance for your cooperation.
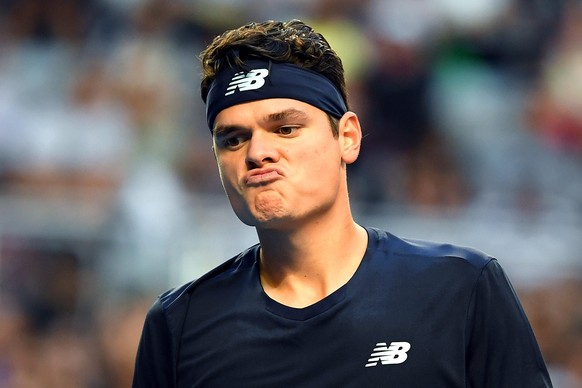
[265,108,309,123]
[213,124,249,137]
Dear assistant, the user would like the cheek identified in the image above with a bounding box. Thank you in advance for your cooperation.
[216,159,239,193]
[298,147,341,188]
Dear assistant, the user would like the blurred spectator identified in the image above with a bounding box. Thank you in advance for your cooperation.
[404,133,471,212]
[1,0,87,43]
[348,0,470,209]
[97,297,152,388]
[520,278,582,387]
[526,1,582,154]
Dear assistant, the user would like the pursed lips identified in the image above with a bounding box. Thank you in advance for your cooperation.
[244,167,284,186]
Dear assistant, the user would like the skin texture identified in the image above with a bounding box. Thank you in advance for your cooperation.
[212,98,368,307]
[214,99,344,227]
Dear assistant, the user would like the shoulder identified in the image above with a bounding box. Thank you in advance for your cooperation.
[158,244,260,313]
[366,226,494,273]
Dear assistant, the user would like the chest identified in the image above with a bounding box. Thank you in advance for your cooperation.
[177,293,469,388]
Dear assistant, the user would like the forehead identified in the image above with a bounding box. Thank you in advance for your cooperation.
[214,98,325,128]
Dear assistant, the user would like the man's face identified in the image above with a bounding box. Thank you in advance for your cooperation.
[212,98,353,230]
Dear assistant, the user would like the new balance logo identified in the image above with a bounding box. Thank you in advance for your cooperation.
[365,342,411,367]
[225,69,269,96]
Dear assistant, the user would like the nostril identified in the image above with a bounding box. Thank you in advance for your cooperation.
[246,158,260,169]
[246,156,274,170]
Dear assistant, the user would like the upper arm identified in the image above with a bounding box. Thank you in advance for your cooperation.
[132,298,175,388]
[465,260,553,387]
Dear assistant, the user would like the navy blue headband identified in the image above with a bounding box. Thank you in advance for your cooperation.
[204,60,348,131]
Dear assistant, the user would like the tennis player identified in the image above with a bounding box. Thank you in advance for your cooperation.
[133,19,552,387]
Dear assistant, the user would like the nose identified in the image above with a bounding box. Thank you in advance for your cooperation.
[245,131,279,169]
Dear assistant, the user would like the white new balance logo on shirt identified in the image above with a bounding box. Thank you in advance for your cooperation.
[365,342,411,367]
[225,69,269,96]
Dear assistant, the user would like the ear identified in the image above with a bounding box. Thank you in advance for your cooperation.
[338,111,362,165]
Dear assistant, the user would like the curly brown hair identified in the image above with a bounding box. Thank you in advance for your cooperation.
[199,19,348,110]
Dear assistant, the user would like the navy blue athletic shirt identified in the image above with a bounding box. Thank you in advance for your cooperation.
[133,227,552,387]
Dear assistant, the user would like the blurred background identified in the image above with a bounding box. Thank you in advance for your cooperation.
[0,0,581,386]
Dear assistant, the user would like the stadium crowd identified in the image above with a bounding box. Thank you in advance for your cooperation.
[0,0,581,386]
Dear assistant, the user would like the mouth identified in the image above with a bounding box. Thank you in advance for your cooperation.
[244,167,284,186]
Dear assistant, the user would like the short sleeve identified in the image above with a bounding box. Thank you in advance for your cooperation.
[132,297,175,388]
[466,259,553,387]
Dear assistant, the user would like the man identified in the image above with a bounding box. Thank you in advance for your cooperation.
[133,20,552,387]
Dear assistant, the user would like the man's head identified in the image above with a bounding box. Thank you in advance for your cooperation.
[200,19,349,132]
[199,20,362,230]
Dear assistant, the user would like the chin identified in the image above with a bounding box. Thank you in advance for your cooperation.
[246,192,290,222]
[233,205,296,230]
[241,211,292,228]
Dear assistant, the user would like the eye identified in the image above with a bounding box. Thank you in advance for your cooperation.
[216,133,247,150]
[277,126,299,136]
[224,136,242,147]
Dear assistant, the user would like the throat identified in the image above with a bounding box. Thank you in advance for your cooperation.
[260,273,335,308]
[258,223,369,308]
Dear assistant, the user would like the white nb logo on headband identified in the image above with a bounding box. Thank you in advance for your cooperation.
[225,69,269,96]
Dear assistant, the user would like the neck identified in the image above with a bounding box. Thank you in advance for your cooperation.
[256,210,368,308]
